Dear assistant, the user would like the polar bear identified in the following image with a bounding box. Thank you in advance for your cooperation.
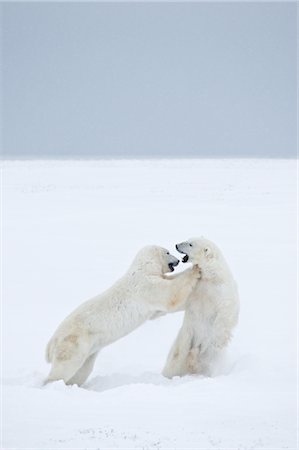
[45,245,200,385]
[162,237,239,378]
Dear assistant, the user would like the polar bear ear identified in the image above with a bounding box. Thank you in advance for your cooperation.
[204,247,211,255]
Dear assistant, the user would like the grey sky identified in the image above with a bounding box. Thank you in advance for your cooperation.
[1,2,297,159]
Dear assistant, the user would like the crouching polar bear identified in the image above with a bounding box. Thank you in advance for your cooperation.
[46,245,200,385]
[163,237,239,378]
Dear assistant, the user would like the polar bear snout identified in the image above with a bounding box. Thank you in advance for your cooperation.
[168,255,179,272]
[176,242,192,263]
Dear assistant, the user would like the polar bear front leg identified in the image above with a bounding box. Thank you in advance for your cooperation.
[164,266,201,312]
[148,266,199,315]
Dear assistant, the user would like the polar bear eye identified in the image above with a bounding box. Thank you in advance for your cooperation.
[166,252,169,255]
[204,248,209,252]
[189,243,192,247]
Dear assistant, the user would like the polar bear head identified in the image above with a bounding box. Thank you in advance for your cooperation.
[175,237,222,268]
[131,245,180,275]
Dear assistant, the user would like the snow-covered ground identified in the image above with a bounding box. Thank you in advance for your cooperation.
[1,159,297,449]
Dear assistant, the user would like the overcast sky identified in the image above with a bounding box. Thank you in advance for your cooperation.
[1,2,297,159]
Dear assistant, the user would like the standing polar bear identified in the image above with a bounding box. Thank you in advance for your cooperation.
[163,237,239,378]
[46,245,200,385]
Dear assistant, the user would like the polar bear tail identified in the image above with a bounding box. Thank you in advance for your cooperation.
[45,338,54,363]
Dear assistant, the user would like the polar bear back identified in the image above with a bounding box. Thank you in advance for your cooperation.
[48,274,155,349]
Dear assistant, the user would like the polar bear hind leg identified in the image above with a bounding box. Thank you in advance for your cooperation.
[47,355,85,384]
[162,328,193,378]
[46,333,93,384]
[66,351,99,386]
[186,346,217,377]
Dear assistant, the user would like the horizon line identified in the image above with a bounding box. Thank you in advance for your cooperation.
[1,155,297,162]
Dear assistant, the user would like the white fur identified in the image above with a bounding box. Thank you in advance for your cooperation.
[162,237,239,378]
[46,245,200,385]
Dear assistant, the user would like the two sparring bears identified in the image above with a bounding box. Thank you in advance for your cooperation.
[46,237,239,386]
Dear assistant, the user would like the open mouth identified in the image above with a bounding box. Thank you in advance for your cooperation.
[168,260,179,272]
[168,263,175,272]
[182,254,189,263]
[176,244,189,263]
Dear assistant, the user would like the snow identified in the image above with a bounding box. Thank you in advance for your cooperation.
[1,159,297,449]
